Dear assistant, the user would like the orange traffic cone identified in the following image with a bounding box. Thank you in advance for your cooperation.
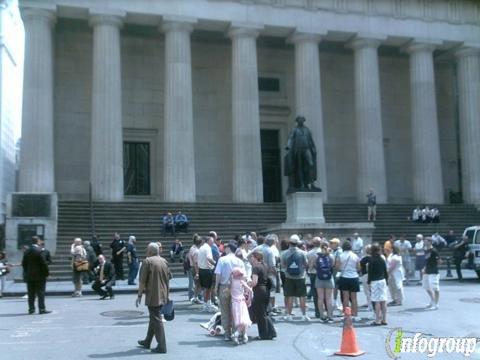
[334,307,365,357]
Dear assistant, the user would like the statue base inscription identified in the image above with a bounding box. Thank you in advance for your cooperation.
[286,192,325,224]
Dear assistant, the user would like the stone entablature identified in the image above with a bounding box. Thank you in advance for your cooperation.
[20,0,480,46]
[212,0,480,25]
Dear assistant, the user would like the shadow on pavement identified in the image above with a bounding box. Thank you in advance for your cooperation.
[178,338,237,348]
[88,348,152,358]
[114,321,148,326]
[0,313,32,317]
[398,307,429,313]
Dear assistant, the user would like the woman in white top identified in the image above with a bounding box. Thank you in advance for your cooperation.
[386,243,404,306]
[71,237,87,297]
[236,238,252,280]
[335,240,361,318]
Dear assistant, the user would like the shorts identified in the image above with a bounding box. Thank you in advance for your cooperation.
[199,268,214,289]
[422,274,440,291]
[283,277,307,297]
[337,277,360,292]
[370,279,388,302]
[315,277,335,289]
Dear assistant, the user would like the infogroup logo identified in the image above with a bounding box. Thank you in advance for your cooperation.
[385,328,479,359]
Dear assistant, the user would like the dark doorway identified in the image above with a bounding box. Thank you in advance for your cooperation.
[261,129,282,203]
[123,142,150,195]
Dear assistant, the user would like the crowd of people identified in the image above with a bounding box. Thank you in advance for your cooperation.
[10,226,476,354]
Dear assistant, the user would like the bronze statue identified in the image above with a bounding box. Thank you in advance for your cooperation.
[284,116,321,194]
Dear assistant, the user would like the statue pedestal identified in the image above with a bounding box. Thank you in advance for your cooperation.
[263,191,374,243]
[286,192,325,224]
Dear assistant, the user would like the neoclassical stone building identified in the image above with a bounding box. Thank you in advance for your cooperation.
[18,0,480,204]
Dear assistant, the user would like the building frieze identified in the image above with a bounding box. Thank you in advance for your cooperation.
[210,0,480,26]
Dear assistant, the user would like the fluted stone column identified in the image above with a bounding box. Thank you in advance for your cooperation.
[161,17,197,202]
[90,14,124,201]
[455,47,480,204]
[351,37,387,203]
[229,25,263,203]
[19,8,55,192]
[406,42,444,203]
[290,31,328,200]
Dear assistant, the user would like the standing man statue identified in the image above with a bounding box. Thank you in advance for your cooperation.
[284,116,321,193]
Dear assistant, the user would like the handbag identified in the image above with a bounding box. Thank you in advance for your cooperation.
[74,260,89,272]
[161,300,175,321]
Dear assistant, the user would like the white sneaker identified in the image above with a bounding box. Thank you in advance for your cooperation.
[242,334,248,344]
[301,315,311,322]
[431,304,438,310]
[232,331,240,345]
[283,315,293,321]
[425,303,435,309]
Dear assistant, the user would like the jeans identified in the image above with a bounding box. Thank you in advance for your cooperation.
[187,270,194,299]
[128,261,139,285]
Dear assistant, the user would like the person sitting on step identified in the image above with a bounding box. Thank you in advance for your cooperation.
[162,212,175,236]
[170,239,184,263]
[174,211,189,233]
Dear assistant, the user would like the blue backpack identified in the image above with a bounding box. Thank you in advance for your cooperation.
[286,252,304,276]
[316,253,333,280]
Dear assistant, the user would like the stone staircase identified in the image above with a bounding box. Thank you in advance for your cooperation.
[50,201,287,281]
[324,204,480,244]
[48,201,480,281]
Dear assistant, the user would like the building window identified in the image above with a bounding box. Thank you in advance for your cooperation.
[123,142,150,196]
[258,77,281,92]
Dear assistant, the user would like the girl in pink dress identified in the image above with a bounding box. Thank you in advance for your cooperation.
[230,267,253,345]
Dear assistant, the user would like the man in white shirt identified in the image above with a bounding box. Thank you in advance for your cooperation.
[431,233,447,249]
[214,243,245,341]
[352,233,364,256]
[196,237,217,312]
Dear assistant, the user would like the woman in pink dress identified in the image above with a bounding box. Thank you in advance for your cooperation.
[230,267,253,345]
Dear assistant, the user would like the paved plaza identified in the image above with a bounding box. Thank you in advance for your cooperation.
[1,277,479,360]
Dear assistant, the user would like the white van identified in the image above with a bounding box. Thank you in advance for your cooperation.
[462,226,480,279]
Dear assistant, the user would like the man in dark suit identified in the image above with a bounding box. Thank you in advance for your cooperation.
[92,255,116,299]
[136,242,171,354]
[22,236,51,314]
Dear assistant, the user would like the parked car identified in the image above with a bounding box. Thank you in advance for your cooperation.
[462,226,480,279]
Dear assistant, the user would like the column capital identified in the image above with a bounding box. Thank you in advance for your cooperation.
[89,9,125,28]
[227,22,263,39]
[161,15,197,33]
[347,34,386,50]
[287,29,326,44]
[403,39,442,54]
[455,45,480,59]
[21,7,56,26]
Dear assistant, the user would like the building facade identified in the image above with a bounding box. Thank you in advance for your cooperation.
[18,0,480,204]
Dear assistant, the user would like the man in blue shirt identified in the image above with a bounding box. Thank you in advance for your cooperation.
[162,212,175,236]
[174,211,189,233]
